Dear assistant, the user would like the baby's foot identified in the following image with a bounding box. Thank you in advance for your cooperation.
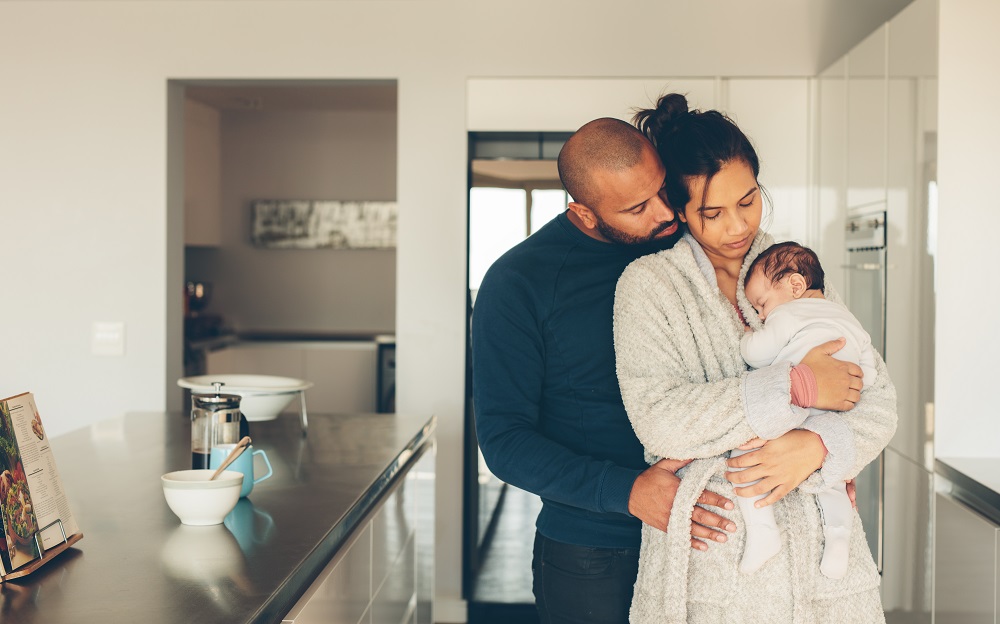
[820,526,850,579]
[739,523,781,574]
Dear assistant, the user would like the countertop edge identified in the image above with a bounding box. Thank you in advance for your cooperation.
[254,414,437,624]
[935,457,1000,525]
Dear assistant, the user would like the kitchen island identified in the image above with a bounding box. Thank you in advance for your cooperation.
[0,411,435,624]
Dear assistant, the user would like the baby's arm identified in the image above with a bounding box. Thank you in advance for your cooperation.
[740,311,798,369]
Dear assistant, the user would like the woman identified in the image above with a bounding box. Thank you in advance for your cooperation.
[613,94,897,623]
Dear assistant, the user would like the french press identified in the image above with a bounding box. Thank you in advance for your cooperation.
[190,382,249,469]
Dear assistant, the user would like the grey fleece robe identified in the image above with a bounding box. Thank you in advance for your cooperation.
[613,232,897,624]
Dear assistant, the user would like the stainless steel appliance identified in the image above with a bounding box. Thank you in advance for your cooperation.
[843,208,887,571]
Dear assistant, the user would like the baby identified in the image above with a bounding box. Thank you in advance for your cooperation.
[735,241,877,579]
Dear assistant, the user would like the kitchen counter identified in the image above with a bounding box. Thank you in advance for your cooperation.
[0,411,435,623]
[935,456,1000,524]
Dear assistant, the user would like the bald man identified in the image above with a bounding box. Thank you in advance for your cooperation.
[472,119,735,624]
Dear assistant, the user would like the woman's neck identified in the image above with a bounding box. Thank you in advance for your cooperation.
[711,257,745,306]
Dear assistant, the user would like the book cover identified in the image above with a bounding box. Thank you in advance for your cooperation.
[4,393,80,555]
[0,398,41,572]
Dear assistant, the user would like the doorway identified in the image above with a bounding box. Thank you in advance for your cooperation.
[463,131,570,622]
[166,79,398,412]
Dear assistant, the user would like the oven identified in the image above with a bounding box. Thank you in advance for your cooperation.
[843,208,887,572]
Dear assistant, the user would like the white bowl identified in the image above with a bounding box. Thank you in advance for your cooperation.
[162,469,243,526]
[178,374,313,421]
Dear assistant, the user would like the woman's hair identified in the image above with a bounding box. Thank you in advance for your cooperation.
[746,241,825,291]
[633,93,762,213]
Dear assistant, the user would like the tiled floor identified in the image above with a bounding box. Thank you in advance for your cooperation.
[468,485,542,624]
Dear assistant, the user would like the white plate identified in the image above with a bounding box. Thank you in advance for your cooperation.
[178,374,313,394]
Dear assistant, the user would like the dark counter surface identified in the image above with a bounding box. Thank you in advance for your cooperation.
[936,456,1000,524]
[0,411,435,623]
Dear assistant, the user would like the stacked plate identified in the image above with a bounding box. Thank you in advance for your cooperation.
[177,375,313,421]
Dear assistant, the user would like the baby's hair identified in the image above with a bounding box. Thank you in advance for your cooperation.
[747,241,825,291]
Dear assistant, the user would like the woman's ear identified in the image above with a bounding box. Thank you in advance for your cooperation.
[788,273,807,298]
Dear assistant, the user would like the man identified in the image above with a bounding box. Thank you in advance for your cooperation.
[472,118,856,623]
[472,119,735,623]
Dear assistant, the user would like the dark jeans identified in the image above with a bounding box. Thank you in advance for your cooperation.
[531,531,640,624]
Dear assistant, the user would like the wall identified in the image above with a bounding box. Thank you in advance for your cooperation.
[185,107,397,334]
[0,1,915,620]
[935,0,1000,458]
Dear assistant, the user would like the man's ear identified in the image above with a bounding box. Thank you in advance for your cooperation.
[567,202,598,230]
[788,273,808,298]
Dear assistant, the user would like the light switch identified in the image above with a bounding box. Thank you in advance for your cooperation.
[92,322,126,356]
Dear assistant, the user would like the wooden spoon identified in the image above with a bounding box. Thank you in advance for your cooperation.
[210,436,252,481]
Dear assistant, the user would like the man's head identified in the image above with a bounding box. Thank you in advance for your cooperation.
[558,118,678,245]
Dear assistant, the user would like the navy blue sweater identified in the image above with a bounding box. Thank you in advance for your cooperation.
[472,212,678,548]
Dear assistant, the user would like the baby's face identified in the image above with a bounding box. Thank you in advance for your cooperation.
[745,268,797,323]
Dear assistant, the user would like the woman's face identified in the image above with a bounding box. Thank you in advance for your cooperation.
[679,159,762,265]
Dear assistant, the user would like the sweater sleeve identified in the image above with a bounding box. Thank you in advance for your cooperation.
[613,260,809,460]
[472,268,641,516]
[740,312,796,368]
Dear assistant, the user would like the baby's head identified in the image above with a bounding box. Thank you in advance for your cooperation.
[744,242,825,322]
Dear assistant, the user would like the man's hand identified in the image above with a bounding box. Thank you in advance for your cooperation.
[725,430,826,507]
[801,338,864,411]
[629,458,736,551]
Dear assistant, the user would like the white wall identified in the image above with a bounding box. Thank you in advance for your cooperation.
[185,107,397,334]
[935,0,1000,458]
[0,1,917,620]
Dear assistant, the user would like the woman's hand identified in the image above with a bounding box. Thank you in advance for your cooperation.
[801,338,864,411]
[724,430,827,507]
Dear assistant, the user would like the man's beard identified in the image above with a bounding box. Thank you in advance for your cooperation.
[594,215,682,247]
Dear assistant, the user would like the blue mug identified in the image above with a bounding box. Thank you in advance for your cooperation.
[210,445,273,498]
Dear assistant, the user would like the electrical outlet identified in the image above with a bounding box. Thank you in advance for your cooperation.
[92,322,126,356]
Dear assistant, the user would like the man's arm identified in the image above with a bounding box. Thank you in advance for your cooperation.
[473,268,732,546]
[472,270,637,514]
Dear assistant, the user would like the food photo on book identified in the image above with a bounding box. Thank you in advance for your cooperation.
[0,401,41,573]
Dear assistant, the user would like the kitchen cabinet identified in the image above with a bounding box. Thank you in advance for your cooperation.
[815,57,848,291]
[934,491,999,623]
[885,0,938,468]
[721,79,809,245]
[846,25,888,211]
[206,341,378,413]
[184,98,222,247]
[880,447,932,622]
[285,443,434,624]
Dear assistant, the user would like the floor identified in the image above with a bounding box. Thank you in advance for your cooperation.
[468,485,542,624]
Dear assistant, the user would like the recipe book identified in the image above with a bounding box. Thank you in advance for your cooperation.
[0,392,81,576]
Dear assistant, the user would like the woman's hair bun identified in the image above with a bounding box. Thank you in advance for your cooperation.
[633,92,690,145]
[654,93,690,123]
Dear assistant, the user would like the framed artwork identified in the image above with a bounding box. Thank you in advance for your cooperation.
[250,200,397,249]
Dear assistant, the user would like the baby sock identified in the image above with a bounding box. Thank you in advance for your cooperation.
[817,484,854,579]
[736,494,782,574]
[820,526,850,579]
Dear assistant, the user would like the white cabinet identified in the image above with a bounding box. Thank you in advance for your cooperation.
[934,492,999,623]
[284,444,434,624]
[846,25,888,211]
[881,448,933,622]
[884,0,938,467]
[206,341,378,413]
[722,79,810,245]
[815,57,848,291]
[184,98,222,247]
